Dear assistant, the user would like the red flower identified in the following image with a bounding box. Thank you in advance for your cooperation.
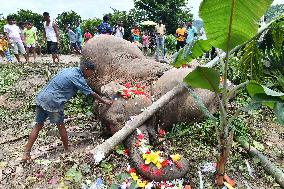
[127,168,136,173]
[174,161,182,169]
[158,128,166,137]
[140,164,150,172]
[161,160,170,167]
[182,64,187,68]
[141,86,145,90]
[123,149,129,156]
[124,83,131,88]
[145,150,150,154]
[153,168,163,176]
[136,84,141,89]
[137,133,144,140]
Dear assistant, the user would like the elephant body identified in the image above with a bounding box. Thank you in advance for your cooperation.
[83,35,216,181]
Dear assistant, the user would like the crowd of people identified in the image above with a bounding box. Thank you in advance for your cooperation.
[0,12,202,63]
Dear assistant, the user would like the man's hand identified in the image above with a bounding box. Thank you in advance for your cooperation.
[103,99,113,105]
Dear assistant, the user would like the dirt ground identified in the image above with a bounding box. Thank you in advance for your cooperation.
[0,55,283,189]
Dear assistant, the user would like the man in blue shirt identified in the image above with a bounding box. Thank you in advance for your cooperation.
[97,15,112,35]
[22,60,112,161]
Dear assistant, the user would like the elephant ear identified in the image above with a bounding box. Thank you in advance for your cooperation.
[199,0,273,51]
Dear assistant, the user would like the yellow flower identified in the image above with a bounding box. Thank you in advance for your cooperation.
[144,151,160,165]
[170,154,181,162]
[156,162,162,169]
[130,172,138,181]
[137,179,148,188]
[142,153,148,160]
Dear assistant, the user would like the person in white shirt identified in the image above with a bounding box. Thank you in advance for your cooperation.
[112,22,124,38]
[4,16,28,63]
[43,12,59,63]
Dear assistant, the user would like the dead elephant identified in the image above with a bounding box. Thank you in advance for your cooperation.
[83,35,216,181]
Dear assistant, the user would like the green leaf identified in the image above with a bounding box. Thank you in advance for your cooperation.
[172,40,212,67]
[274,102,284,125]
[199,0,273,51]
[183,66,220,93]
[247,81,284,126]
[65,165,82,183]
[247,81,284,102]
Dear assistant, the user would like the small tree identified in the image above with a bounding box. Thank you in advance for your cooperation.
[173,0,284,186]
[55,11,82,31]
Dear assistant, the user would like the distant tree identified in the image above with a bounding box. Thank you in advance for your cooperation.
[9,9,43,31]
[55,11,82,31]
[265,4,284,22]
[81,18,102,35]
[133,0,193,34]
[0,13,5,32]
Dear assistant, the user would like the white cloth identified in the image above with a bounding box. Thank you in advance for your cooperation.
[113,26,124,38]
[4,24,22,42]
[44,21,57,42]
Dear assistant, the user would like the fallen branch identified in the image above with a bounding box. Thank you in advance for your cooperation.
[237,137,284,188]
[90,84,186,163]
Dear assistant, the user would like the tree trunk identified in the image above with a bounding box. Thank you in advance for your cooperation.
[89,84,186,163]
[237,138,284,188]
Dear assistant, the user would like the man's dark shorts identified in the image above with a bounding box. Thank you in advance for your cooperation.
[35,105,64,124]
[47,41,58,54]
[71,42,77,49]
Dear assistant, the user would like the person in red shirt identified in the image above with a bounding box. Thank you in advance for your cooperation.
[83,29,93,43]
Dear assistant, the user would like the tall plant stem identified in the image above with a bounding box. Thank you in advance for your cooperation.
[215,0,235,186]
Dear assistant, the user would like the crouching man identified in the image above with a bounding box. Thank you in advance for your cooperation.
[22,59,112,161]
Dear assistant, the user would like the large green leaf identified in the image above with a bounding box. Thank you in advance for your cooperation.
[247,81,284,99]
[172,40,212,67]
[247,81,284,126]
[183,66,220,93]
[199,0,273,51]
[274,102,284,125]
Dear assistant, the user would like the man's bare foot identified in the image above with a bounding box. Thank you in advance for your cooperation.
[21,151,31,162]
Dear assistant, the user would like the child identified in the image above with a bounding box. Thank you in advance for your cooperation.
[23,22,37,63]
[22,60,112,161]
[0,34,12,63]
[142,30,149,56]
[83,29,93,43]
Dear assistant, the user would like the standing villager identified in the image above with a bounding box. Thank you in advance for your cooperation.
[23,22,37,63]
[75,21,82,53]
[66,26,80,54]
[4,16,28,63]
[97,15,112,35]
[154,20,166,60]
[0,33,12,63]
[112,22,124,38]
[175,22,187,51]
[185,22,197,44]
[83,29,93,43]
[43,12,59,63]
